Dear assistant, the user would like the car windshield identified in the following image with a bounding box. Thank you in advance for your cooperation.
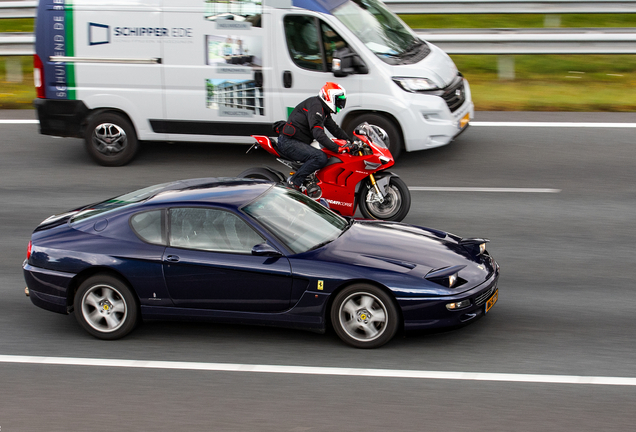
[70,182,175,224]
[242,186,348,254]
[332,0,424,64]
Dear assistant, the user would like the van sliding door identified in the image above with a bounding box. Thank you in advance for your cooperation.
[160,0,272,142]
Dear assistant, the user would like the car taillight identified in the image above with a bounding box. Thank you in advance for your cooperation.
[34,54,45,99]
[26,241,32,260]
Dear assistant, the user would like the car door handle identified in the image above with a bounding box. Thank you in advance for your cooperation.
[165,255,180,263]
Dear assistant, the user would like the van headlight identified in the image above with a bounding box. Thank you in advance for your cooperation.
[392,77,438,92]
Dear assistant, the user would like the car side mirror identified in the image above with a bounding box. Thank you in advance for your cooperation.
[332,47,368,77]
[252,243,282,257]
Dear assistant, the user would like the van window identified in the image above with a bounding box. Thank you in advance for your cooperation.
[284,16,348,72]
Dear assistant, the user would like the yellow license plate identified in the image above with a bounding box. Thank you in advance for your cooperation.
[459,113,470,129]
[485,289,498,313]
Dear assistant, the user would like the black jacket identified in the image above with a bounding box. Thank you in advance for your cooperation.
[283,96,349,152]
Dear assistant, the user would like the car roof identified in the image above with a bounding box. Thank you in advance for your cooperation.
[144,178,275,208]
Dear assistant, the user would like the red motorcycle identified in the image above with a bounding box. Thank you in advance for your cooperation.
[239,123,411,222]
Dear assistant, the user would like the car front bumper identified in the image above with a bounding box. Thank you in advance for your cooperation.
[398,270,499,331]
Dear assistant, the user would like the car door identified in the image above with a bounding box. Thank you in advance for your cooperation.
[162,207,292,312]
[271,11,360,120]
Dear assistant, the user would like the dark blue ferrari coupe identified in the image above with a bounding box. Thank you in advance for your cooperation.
[23,178,499,348]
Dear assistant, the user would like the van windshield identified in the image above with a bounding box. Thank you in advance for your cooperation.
[332,0,429,65]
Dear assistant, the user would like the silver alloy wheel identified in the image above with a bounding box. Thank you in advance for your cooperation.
[81,284,128,333]
[338,292,388,342]
[365,184,401,219]
[92,123,127,155]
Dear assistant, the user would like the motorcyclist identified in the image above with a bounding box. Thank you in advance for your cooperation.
[276,82,353,192]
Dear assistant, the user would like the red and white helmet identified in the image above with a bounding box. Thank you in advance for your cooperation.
[319,82,347,114]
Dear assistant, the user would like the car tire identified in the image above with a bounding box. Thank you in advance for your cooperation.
[344,113,402,160]
[330,284,399,348]
[84,112,139,166]
[358,176,411,222]
[238,167,285,182]
[74,275,139,340]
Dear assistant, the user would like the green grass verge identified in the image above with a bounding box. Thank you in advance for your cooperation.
[399,13,636,29]
[0,18,34,33]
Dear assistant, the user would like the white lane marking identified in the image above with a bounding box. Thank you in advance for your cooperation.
[0,120,39,124]
[409,187,561,193]
[0,355,635,386]
[472,122,636,128]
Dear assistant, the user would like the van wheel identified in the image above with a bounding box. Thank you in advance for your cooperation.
[344,113,402,160]
[84,112,139,166]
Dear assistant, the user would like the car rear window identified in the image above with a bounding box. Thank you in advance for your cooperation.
[70,182,174,224]
[131,210,165,245]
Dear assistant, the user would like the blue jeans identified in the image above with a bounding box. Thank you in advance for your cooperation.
[277,134,328,187]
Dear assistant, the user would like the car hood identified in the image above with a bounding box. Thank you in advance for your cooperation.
[318,221,493,290]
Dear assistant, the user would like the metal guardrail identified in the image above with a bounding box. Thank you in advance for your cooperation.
[383,0,636,14]
[0,32,34,55]
[415,28,636,53]
[0,1,36,19]
[4,30,636,55]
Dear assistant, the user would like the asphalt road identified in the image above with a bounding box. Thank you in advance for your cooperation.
[1,111,635,431]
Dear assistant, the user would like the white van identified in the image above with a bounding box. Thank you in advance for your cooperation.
[34,0,473,166]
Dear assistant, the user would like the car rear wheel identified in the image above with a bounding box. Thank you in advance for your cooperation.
[84,112,139,166]
[330,284,399,348]
[359,176,411,222]
[238,167,284,182]
[74,275,139,340]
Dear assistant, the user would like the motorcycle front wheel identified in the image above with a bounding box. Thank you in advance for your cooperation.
[359,176,411,222]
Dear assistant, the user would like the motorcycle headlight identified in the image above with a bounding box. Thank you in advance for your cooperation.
[392,77,438,92]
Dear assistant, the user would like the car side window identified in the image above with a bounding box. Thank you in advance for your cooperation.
[169,207,264,254]
[130,210,165,245]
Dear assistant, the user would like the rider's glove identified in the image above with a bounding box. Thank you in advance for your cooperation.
[338,141,355,154]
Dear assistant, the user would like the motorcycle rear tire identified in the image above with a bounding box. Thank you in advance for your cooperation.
[238,167,285,182]
[359,176,411,222]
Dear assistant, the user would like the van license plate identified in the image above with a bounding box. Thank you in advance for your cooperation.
[485,289,498,313]
[459,113,470,129]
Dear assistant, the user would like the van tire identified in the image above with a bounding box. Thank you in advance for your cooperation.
[84,112,139,166]
[344,113,402,160]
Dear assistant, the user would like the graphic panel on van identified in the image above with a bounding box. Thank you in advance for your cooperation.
[204,0,262,28]
[206,77,265,117]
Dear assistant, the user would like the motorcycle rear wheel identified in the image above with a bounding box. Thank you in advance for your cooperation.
[238,167,285,182]
[359,176,411,222]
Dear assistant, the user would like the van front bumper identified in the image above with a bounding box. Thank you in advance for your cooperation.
[399,79,474,152]
[34,99,88,138]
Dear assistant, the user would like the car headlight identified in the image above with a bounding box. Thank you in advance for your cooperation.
[446,299,470,310]
[392,77,438,92]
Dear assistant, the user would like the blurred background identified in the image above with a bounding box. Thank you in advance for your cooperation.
[1,0,635,111]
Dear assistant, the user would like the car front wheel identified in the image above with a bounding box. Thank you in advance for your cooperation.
[330,284,399,348]
[74,275,139,340]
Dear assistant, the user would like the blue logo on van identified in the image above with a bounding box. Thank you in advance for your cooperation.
[89,23,110,46]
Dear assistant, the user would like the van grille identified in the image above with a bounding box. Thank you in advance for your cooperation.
[441,76,466,113]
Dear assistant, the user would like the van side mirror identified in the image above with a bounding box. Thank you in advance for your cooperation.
[332,47,368,77]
